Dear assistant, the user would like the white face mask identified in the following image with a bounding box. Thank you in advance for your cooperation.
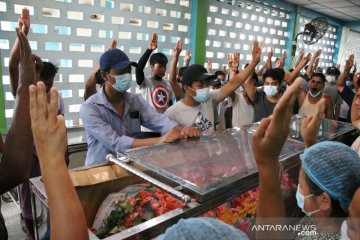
[309,89,323,98]
[264,85,278,97]
[326,75,336,83]
[296,185,320,217]
[340,221,350,240]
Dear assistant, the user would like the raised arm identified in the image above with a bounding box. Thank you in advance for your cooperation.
[337,54,354,93]
[284,53,312,85]
[306,49,321,78]
[253,77,303,239]
[30,82,89,240]
[301,99,325,147]
[207,58,212,73]
[169,40,183,99]
[184,50,191,67]
[0,29,41,194]
[295,48,305,68]
[325,95,334,119]
[9,8,30,96]
[275,51,286,69]
[218,41,262,102]
[135,33,157,85]
[257,49,273,77]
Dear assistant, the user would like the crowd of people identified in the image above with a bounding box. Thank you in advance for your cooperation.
[0,7,360,240]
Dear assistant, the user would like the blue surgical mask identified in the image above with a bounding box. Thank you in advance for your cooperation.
[264,85,278,97]
[296,185,320,217]
[340,221,350,240]
[309,89,322,98]
[192,87,210,103]
[346,81,353,88]
[109,73,132,92]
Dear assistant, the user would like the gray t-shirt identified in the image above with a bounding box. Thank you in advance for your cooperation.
[323,85,343,106]
[253,90,276,122]
[165,90,220,134]
[140,77,175,113]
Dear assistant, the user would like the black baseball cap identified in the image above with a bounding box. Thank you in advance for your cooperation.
[181,64,216,86]
[326,66,340,76]
[99,48,138,71]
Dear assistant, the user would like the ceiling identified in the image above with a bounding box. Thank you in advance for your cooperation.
[284,0,360,21]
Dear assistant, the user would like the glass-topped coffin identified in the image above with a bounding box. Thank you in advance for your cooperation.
[121,127,305,202]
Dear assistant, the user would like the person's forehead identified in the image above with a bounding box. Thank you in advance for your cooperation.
[264,77,278,83]
[310,76,323,82]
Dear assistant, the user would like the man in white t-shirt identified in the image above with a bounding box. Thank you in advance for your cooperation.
[231,72,258,127]
[165,41,262,134]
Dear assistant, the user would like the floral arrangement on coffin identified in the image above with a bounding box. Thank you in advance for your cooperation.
[203,172,297,229]
[92,185,185,239]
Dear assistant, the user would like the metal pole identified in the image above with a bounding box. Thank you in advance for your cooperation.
[106,154,191,204]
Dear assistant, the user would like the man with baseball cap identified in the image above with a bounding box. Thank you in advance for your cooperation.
[80,49,200,166]
[324,66,343,120]
[165,41,262,133]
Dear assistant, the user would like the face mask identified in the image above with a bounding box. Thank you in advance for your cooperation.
[264,85,278,97]
[346,81,353,88]
[296,185,320,217]
[326,75,336,83]
[109,73,132,92]
[192,87,210,103]
[339,221,350,240]
[309,89,322,98]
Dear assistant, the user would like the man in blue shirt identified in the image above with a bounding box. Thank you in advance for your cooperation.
[80,49,199,166]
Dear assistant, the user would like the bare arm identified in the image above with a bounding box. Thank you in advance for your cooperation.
[9,8,30,96]
[337,54,354,93]
[207,58,212,73]
[135,33,157,85]
[306,49,321,78]
[219,43,262,102]
[295,48,305,68]
[285,53,311,86]
[325,95,334,119]
[184,50,191,67]
[351,90,360,129]
[30,81,89,240]
[169,40,183,99]
[0,29,40,194]
[253,78,303,239]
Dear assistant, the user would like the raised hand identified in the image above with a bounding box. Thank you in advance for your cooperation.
[184,50,191,62]
[18,8,30,35]
[148,33,158,50]
[207,58,212,72]
[108,39,117,50]
[252,41,263,64]
[299,53,312,68]
[173,39,182,57]
[17,28,43,87]
[232,52,240,72]
[276,51,286,69]
[313,57,320,68]
[301,99,325,147]
[227,53,233,69]
[314,49,322,58]
[30,82,67,166]
[253,77,303,167]
[299,48,305,56]
[344,54,355,73]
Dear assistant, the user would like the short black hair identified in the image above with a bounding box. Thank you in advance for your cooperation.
[179,67,188,78]
[311,72,326,83]
[214,70,225,78]
[95,69,105,85]
[40,62,58,80]
[263,68,284,84]
[251,72,259,85]
[149,53,168,66]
